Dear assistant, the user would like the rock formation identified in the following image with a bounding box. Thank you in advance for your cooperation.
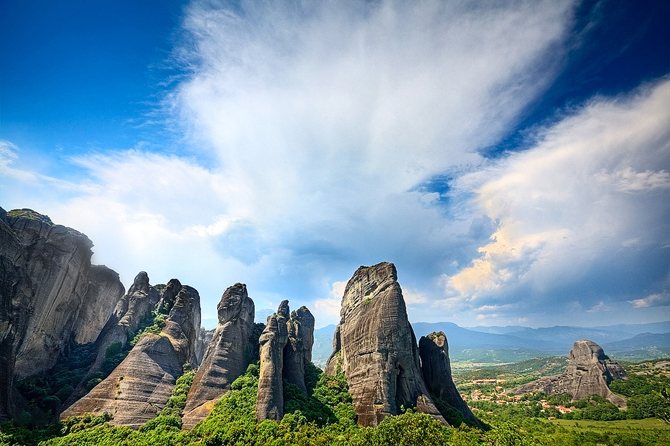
[324,262,446,427]
[419,332,478,424]
[74,266,126,344]
[283,306,315,393]
[194,327,215,367]
[0,208,125,419]
[510,339,629,406]
[256,301,289,421]
[72,271,162,391]
[182,283,256,429]
[62,285,201,428]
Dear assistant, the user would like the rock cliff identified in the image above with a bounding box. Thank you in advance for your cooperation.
[324,262,446,427]
[182,283,256,429]
[510,339,628,406]
[283,306,315,393]
[74,265,126,344]
[419,332,478,424]
[61,285,201,428]
[256,301,289,421]
[0,208,125,419]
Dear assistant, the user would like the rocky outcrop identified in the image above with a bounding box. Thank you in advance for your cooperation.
[283,307,315,393]
[75,272,161,385]
[194,327,215,367]
[324,262,446,427]
[256,301,289,421]
[62,285,201,428]
[74,266,125,344]
[0,208,124,419]
[419,332,478,424]
[182,284,256,430]
[510,339,629,406]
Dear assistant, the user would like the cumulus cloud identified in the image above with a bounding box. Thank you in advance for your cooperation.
[629,293,670,308]
[444,78,670,322]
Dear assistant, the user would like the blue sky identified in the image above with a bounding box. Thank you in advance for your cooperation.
[1,0,668,329]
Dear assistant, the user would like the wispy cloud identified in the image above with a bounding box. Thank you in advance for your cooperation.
[629,293,670,308]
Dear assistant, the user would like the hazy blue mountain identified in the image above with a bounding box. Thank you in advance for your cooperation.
[592,322,670,336]
[309,321,670,367]
[412,322,564,352]
[463,325,530,335]
[312,324,337,367]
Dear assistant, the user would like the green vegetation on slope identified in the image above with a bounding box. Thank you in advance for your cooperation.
[3,358,670,446]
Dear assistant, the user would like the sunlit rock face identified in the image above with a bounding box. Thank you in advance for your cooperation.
[0,207,125,420]
[510,339,629,406]
[182,283,256,430]
[419,331,479,425]
[256,301,289,422]
[61,285,201,428]
[325,262,447,427]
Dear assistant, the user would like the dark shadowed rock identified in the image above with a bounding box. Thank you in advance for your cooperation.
[283,306,315,393]
[182,283,255,430]
[156,279,182,316]
[510,339,629,406]
[324,262,447,427]
[194,327,215,367]
[256,301,289,421]
[61,286,201,428]
[419,332,478,424]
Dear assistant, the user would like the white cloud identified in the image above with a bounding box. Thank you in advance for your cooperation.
[629,293,670,308]
[445,78,670,315]
[6,1,667,328]
[312,280,347,327]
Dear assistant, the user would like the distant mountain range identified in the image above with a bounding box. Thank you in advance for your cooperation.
[311,321,670,366]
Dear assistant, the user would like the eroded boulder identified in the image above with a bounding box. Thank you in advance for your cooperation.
[283,306,315,393]
[256,301,289,421]
[324,262,447,427]
[419,332,478,425]
[182,283,256,429]
[510,339,629,406]
[61,285,201,428]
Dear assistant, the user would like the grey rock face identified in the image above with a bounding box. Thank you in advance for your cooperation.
[419,332,478,424]
[510,339,629,406]
[324,262,447,427]
[256,301,289,422]
[78,272,161,387]
[62,285,201,428]
[193,327,215,367]
[283,306,315,393]
[182,284,255,430]
[75,265,126,344]
[0,208,123,419]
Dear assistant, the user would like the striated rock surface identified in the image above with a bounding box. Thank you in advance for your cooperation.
[78,272,161,384]
[0,208,123,419]
[194,327,215,367]
[419,332,478,424]
[182,284,255,429]
[324,262,446,427]
[256,301,289,421]
[283,306,315,393]
[74,265,125,344]
[62,285,201,428]
[510,339,628,406]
